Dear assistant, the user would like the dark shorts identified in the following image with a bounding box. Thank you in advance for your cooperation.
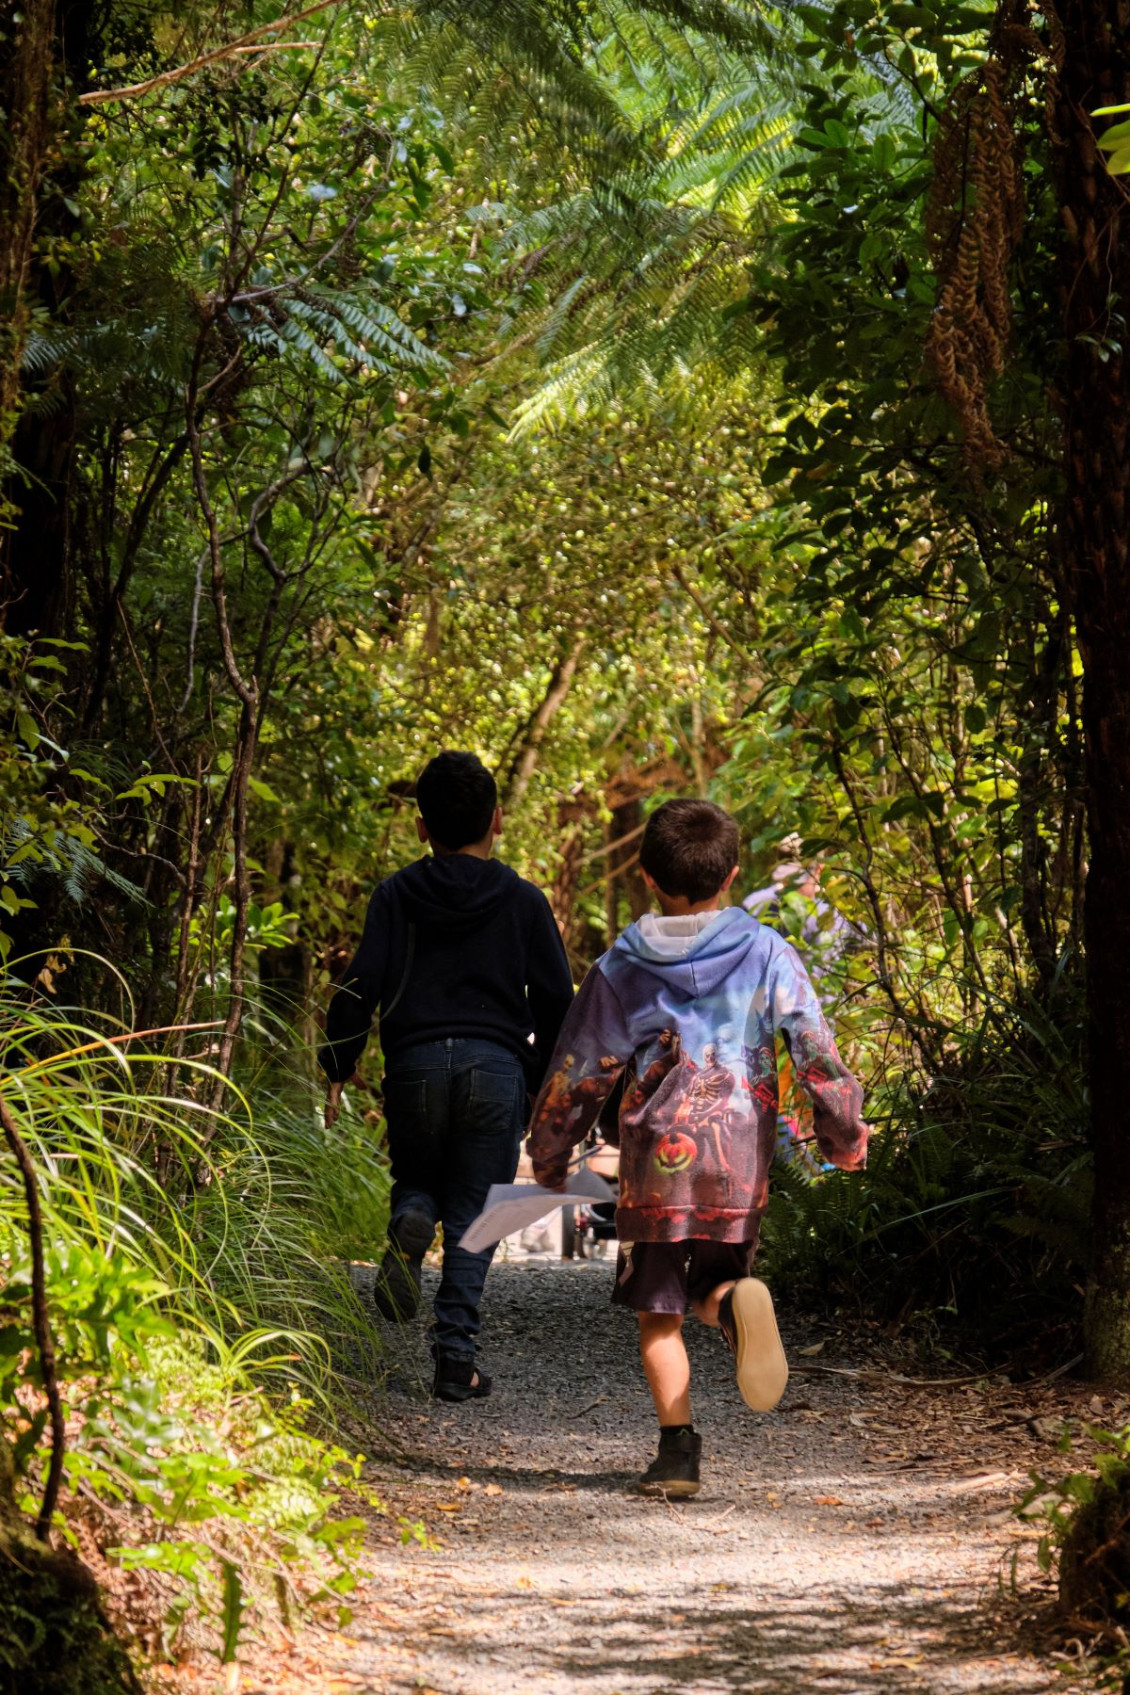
[611,1238,758,1315]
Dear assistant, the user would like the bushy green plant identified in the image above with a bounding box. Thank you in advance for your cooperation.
[0,990,401,1671]
[761,984,1089,1365]
[1016,1423,1130,1682]
[0,636,135,966]
[182,1078,391,1384]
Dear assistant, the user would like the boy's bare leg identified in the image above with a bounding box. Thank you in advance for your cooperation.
[692,1280,737,1328]
[638,1312,692,1426]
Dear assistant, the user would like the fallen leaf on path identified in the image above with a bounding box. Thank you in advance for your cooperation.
[815,1496,844,1507]
[483,1482,503,1497]
[435,1502,463,1512]
[799,1341,826,1356]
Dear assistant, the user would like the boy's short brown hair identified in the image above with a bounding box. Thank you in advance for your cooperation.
[639,799,741,903]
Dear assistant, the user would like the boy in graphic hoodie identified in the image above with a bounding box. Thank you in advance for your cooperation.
[319,751,573,1403]
[527,798,867,1496]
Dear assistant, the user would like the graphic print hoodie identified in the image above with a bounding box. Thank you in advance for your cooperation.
[526,907,867,1244]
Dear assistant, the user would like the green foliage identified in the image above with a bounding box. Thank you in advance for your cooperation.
[0,636,136,963]
[1017,1422,1130,1675]
[0,994,398,1663]
[762,990,1089,1361]
[0,0,1108,1669]
[1094,103,1130,178]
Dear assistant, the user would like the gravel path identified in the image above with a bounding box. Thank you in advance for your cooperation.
[309,1257,1096,1695]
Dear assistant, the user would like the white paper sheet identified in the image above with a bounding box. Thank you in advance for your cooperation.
[459,1167,615,1253]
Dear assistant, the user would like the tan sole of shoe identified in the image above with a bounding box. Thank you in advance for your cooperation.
[634,1478,701,1498]
[730,1277,788,1411]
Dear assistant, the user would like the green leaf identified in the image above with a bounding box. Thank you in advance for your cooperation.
[221,1561,244,1663]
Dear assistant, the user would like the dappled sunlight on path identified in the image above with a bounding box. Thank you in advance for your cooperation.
[302,1262,1090,1695]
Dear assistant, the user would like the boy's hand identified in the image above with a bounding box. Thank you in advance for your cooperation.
[325,1074,360,1130]
[532,1159,567,1192]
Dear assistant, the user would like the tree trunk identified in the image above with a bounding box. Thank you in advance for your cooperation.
[0,1446,141,1695]
[1055,1,1130,1379]
[0,0,55,424]
[0,0,92,637]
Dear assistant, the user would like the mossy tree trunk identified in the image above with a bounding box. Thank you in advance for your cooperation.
[0,1445,141,1695]
[1055,2,1130,1381]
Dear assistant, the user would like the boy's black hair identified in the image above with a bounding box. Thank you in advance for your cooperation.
[416,751,498,850]
[639,798,741,903]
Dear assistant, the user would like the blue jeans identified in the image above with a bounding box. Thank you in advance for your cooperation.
[383,1037,527,1360]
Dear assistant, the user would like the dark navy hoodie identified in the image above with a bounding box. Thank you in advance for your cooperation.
[317,855,574,1087]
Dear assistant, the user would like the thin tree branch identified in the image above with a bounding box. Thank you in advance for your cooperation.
[576,818,647,867]
[179,548,209,715]
[0,1096,65,1543]
[671,560,750,663]
[502,634,586,810]
[77,0,351,106]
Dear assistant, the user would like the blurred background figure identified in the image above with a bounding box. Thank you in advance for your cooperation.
[743,857,861,984]
[744,848,864,1176]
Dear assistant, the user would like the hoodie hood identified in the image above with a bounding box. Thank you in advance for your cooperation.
[612,905,762,998]
[392,854,521,933]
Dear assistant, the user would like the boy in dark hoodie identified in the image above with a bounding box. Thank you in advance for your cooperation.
[319,751,574,1402]
[526,798,867,1495]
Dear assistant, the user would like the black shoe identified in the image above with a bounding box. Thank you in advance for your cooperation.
[373,1208,434,1322]
[432,1353,492,1403]
[717,1277,789,1411]
[634,1427,702,1498]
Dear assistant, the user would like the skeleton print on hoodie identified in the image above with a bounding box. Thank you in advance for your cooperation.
[526,907,867,1245]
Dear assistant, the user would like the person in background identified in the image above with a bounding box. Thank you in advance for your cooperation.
[318,751,574,1403]
[743,857,861,980]
[745,853,865,1171]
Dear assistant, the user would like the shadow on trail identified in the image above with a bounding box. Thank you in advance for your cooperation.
[549,1588,1020,1692]
[351,1580,1038,1695]
[352,1264,1066,1695]
[392,1453,636,1493]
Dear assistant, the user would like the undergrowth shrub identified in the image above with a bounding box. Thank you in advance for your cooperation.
[0,987,406,1677]
[1016,1423,1130,1685]
[761,985,1089,1367]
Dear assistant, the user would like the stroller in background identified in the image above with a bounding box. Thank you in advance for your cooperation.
[561,1081,620,1259]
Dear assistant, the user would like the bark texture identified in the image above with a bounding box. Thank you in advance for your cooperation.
[0,0,92,636]
[1055,1,1130,1379]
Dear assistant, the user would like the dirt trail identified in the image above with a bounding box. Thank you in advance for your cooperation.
[301,1260,1097,1695]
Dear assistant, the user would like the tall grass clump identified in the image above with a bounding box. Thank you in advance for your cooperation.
[0,977,400,1679]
